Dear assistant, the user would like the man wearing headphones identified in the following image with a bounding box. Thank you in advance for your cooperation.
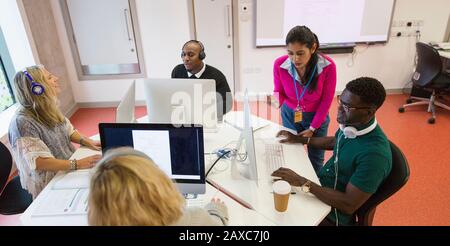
[171,40,232,120]
[272,77,392,226]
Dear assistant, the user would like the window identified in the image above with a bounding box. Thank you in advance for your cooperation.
[0,57,15,112]
[0,29,16,113]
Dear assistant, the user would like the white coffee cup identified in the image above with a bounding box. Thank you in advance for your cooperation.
[273,180,291,212]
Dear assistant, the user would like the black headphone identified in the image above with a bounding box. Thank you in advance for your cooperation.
[181,40,206,60]
[23,70,45,96]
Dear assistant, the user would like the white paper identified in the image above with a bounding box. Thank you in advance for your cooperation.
[32,189,89,217]
[52,170,91,190]
[132,130,173,176]
[224,111,270,131]
[70,148,100,160]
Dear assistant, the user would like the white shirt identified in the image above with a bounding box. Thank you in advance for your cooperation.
[187,63,206,78]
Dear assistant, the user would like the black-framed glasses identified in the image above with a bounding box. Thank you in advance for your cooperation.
[337,95,373,112]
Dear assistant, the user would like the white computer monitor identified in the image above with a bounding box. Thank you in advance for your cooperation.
[115,80,136,123]
[99,123,206,195]
[143,78,218,129]
[231,89,258,185]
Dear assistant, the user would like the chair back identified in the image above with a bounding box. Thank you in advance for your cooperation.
[355,140,410,226]
[413,42,443,87]
[0,141,13,196]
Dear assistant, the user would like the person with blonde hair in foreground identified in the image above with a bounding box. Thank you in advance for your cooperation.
[88,147,229,226]
[8,65,101,199]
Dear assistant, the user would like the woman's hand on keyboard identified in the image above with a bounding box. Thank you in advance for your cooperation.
[276,130,306,144]
[271,167,307,187]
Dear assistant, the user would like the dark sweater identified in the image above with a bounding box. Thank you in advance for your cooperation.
[171,64,233,120]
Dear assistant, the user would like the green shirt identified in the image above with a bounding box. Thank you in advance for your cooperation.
[318,119,392,226]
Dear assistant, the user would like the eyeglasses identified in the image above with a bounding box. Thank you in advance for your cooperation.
[337,95,373,112]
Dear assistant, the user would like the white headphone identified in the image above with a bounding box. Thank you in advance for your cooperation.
[338,119,378,139]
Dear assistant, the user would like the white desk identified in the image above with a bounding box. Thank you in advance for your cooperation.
[438,50,450,59]
[21,112,329,226]
[206,113,331,226]
[21,147,274,226]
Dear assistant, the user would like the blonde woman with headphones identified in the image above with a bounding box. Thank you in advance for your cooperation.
[273,77,392,226]
[8,65,101,199]
[88,147,229,226]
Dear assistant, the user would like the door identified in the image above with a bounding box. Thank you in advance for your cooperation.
[193,0,235,94]
[65,0,142,76]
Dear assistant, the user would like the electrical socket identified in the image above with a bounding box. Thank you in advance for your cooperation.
[411,20,424,27]
[391,31,419,38]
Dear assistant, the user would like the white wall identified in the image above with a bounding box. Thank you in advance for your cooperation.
[0,0,36,71]
[52,0,191,104]
[236,0,450,94]
[52,0,449,104]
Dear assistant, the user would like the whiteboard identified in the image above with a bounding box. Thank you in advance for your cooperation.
[256,0,395,47]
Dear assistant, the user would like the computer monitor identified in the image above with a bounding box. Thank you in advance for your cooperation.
[143,78,218,129]
[231,89,258,185]
[115,80,136,123]
[99,123,206,195]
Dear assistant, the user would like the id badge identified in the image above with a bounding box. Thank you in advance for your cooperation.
[294,107,302,123]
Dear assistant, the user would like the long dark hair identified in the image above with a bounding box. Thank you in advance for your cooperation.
[285,26,320,91]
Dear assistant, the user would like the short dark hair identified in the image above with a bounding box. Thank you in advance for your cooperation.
[345,77,386,109]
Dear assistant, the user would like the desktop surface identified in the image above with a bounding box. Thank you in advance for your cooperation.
[22,113,330,226]
[205,117,331,225]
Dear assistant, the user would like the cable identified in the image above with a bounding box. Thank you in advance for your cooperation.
[346,43,370,67]
[206,150,231,177]
[333,133,343,226]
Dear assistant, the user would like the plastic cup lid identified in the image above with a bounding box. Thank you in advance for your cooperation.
[273,180,291,195]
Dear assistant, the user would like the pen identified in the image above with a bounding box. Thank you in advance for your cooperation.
[270,191,297,195]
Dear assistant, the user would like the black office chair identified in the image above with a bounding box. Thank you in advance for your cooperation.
[354,141,410,226]
[0,141,33,215]
[399,42,450,124]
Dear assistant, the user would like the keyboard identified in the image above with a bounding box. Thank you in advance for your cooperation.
[265,143,285,175]
[185,196,205,208]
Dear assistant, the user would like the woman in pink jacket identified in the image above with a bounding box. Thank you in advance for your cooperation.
[273,26,337,173]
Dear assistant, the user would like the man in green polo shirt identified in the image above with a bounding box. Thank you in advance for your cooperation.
[273,77,392,226]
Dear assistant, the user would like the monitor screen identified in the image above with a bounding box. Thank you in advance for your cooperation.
[232,90,258,184]
[143,78,218,129]
[99,123,205,194]
[116,80,135,123]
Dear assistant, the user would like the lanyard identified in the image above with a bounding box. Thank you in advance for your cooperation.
[291,63,317,109]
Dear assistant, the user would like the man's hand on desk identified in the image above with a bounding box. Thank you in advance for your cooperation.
[276,130,307,144]
[271,167,308,187]
[77,155,102,169]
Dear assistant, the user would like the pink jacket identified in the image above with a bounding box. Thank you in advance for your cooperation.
[273,54,337,129]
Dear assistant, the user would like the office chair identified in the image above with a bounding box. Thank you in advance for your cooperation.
[0,141,32,215]
[399,42,450,124]
[355,141,410,226]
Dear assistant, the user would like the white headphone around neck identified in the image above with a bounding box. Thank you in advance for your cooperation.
[339,119,377,139]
